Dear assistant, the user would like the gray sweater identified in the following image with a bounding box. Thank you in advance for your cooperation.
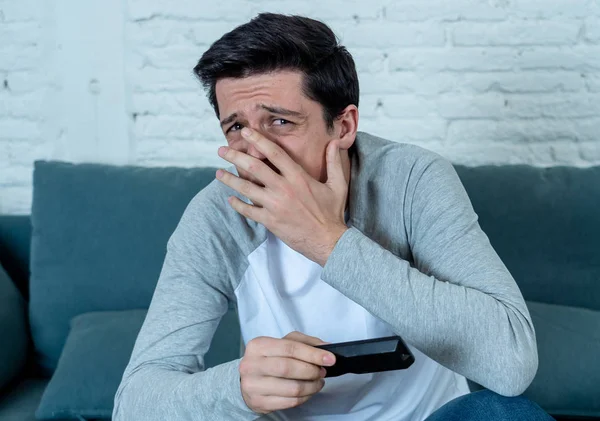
[113,132,538,420]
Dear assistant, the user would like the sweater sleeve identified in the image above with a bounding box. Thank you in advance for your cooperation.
[321,157,538,397]
[112,191,259,421]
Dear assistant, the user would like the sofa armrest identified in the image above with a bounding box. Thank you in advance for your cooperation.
[0,264,28,391]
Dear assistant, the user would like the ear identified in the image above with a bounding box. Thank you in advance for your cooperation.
[333,105,359,150]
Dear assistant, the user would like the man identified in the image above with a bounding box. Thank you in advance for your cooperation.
[114,13,552,420]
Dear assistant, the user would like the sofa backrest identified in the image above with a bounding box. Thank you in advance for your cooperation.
[29,161,221,374]
[455,164,600,312]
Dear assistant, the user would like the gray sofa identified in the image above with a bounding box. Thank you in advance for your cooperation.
[0,160,599,420]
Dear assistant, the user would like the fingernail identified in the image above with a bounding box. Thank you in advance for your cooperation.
[323,354,335,365]
[216,169,224,179]
[218,146,227,157]
[320,367,327,378]
[241,128,252,138]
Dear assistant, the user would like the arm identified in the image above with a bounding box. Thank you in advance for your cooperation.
[321,157,538,397]
[113,191,258,421]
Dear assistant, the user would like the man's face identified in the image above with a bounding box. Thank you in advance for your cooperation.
[215,70,337,184]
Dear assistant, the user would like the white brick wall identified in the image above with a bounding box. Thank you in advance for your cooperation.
[1,0,600,214]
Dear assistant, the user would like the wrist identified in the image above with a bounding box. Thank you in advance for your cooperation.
[315,224,348,267]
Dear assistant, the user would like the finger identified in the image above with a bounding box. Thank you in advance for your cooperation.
[228,196,265,225]
[250,337,336,367]
[325,140,346,188]
[247,376,325,398]
[218,146,280,187]
[241,128,300,178]
[243,356,325,380]
[284,331,328,347]
[216,169,267,205]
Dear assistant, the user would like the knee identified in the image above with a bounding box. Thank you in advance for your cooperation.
[428,390,553,421]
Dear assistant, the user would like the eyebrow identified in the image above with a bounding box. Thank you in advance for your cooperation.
[219,104,305,127]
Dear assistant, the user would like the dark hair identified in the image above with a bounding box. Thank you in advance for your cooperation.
[193,13,359,130]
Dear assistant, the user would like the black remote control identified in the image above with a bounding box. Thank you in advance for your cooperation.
[315,335,414,378]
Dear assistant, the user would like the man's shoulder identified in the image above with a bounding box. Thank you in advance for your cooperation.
[174,167,266,254]
[355,131,448,177]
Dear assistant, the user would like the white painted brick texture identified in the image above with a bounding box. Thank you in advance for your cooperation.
[1,0,600,214]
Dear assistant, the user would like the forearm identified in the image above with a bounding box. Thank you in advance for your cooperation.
[322,227,538,396]
[113,359,259,421]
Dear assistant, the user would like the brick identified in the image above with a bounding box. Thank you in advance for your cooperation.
[132,92,214,117]
[386,0,508,22]
[579,141,600,163]
[131,45,204,70]
[0,140,50,165]
[452,21,580,47]
[584,18,600,43]
[0,91,42,119]
[462,71,586,93]
[0,0,43,22]
[379,95,438,118]
[585,73,600,92]
[510,0,591,19]
[440,142,588,166]
[447,118,600,144]
[3,71,44,93]
[358,95,382,118]
[351,48,387,74]
[504,94,600,118]
[127,0,253,21]
[0,22,41,47]
[389,48,515,72]
[135,139,226,167]
[189,22,241,45]
[128,20,195,48]
[0,165,32,186]
[0,119,39,139]
[0,46,41,71]
[438,93,506,119]
[0,186,31,214]
[357,118,447,142]
[339,22,445,48]
[134,115,223,140]
[130,68,199,92]
[249,0,382,21]
[361,72,553,95]
[516,47,600,71]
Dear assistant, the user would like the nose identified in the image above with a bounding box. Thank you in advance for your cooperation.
[246,143,266,161]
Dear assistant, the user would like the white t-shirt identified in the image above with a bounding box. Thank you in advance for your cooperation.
[235,232,470,421]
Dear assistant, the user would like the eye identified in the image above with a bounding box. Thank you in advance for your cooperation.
[227,123,243,133]
[272,118,291,126]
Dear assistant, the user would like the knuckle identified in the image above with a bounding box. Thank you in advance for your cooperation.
[277,359,291,377]
[282,341,296,358]
[240,375,252,393]
[291,396,306,408]
[246,337,263,353]
[239,358,251,376]
[240,181,252,196]
[290,381,304,397]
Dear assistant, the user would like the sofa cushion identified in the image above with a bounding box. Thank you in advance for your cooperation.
[455,165,600,312]
[0,263,28,390]
[524,301,600,418]
[29,161,218,373]
[36,308,241,420]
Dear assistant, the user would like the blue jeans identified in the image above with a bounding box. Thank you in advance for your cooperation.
[425,390,555,421]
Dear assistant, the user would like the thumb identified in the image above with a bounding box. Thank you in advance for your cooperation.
[283,331,328,346]
[326,140,345,188]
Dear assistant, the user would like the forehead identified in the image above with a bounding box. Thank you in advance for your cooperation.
[215,71,307,116]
